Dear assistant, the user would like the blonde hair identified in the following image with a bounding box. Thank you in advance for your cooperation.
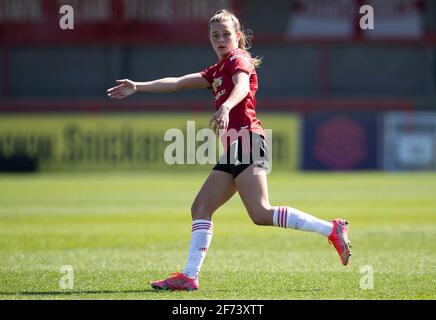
[208,9,262,67]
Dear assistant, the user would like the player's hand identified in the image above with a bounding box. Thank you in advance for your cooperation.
[107,79,137,99]
[209,104,230,134]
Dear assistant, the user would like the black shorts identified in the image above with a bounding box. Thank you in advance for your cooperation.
[213,131,270,179]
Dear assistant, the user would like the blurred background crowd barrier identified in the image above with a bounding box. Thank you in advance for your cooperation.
[0,0,435,172]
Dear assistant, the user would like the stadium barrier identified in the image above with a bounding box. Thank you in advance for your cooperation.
[302,112,380,170]
[0,154,38,172]
[383,112,436,170]
[0,113,299,172]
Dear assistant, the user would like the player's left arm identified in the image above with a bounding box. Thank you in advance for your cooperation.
[210,71,250,132]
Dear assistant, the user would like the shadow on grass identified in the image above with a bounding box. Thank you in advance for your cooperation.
[0,289,160,296]
[201,288,324,293]
[0,288,324,296]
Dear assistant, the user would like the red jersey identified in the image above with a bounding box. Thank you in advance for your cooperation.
[200,48,264,137]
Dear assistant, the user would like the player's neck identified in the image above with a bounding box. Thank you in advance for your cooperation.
[218,48,239,61]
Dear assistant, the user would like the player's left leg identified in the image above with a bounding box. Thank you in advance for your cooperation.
[234,164,352,265]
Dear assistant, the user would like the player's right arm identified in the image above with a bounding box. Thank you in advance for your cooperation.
[106,73,209,99]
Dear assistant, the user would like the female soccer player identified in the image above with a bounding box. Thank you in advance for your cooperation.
[107,10,352,291]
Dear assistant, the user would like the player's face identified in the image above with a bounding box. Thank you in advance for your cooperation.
[209,20,240,60]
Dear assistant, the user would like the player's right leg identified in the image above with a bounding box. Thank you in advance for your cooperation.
[151,170,236,291]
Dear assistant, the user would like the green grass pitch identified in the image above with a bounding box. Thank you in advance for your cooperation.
[0,171,435,299]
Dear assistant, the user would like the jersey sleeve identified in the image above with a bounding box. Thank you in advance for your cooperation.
[200,64,215,88]
[225,52,254,77]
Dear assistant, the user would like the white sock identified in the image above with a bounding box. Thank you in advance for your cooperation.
[273,206,333,237]
[183,219,213,279]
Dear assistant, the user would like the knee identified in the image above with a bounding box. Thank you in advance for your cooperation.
[246,205,272,226]
[190,200,212,220]
[250,215,266,226]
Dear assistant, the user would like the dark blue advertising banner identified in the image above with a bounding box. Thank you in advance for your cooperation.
[303,113,379,170]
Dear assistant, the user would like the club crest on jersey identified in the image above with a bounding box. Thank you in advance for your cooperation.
[212,77,222,93]
[215,89,226,101]
[230,54,250,63]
